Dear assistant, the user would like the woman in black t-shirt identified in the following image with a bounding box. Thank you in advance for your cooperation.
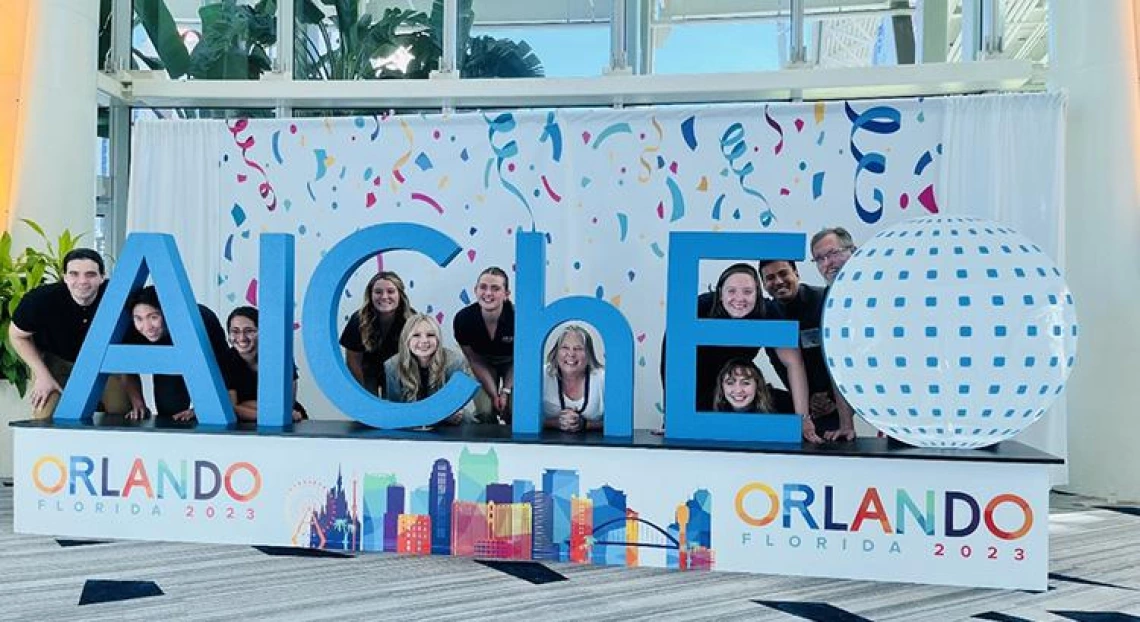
[226,306,307,422]
[339,271,415,396]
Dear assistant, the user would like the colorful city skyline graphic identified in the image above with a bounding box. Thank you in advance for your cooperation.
[293,447,713,569]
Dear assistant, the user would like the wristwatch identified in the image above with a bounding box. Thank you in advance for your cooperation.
[500,387,512,396]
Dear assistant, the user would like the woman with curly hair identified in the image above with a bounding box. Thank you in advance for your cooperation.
[340,271,414,396]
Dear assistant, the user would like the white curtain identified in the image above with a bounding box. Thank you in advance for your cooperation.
[940,92,1069,483]
[126,120,227,310]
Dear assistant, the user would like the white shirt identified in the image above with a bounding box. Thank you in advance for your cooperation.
[542,367,606,422]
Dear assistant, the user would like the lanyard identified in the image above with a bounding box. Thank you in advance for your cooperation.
[557,370,591,414]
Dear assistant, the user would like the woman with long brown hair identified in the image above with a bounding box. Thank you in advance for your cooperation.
[339,271,414,396]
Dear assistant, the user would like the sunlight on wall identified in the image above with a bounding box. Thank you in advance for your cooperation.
[0,0,30,229]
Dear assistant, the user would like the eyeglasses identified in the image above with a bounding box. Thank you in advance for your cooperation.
[811,246,854,264]
[228,328,258,338]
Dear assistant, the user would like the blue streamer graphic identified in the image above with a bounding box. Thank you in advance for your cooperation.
[711,194,727,220]
[719,123,775,226]
[913,150,933,175]
[665,177,685,222]
[271,131,283,164]
[591,122,632,149]
[313,149,329,181]
[845,102,902,224]
[540,111,563,162]
[681,116,698,150]
[616,213,629,241]
[485,113,536,230]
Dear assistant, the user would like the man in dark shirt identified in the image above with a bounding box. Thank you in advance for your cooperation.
[453,267,514,423]
[125,286,238,422]
[759,259,856,441]
[8,248,140,420]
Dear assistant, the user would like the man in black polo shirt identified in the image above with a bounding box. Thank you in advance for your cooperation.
[126,285,238,422]
[759,259,856,442]
[453,267,514,424]
[8,248,141,420]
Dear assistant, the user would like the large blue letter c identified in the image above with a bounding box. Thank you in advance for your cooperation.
[302,223,478,428]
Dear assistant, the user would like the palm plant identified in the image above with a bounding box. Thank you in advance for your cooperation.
[295,0,544,80]
[101,0,543,83]
[99,0,277,80]
[295,0,431,80]
[0,221,85,396]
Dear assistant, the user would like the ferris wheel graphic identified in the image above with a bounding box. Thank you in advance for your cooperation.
[284,478,329,547]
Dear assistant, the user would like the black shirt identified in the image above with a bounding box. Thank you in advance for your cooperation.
[452,300,515,365]
[229,348,306,416]
[661,292,772,411]
[126,305,237,418]
[339,310,407,393]
[11,281,109,362]
[765,284,835,408]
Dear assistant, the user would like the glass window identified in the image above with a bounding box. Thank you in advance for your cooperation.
[132,0,277,80]
[650,1,790,74]
[807,1,917,68]
[131,108,274,123]
[295,0,434,80]
[468,0,612,78]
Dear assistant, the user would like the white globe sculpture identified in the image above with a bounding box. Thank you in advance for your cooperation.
[821,216,1078,449]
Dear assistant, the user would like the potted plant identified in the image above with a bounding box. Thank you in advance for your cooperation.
[0,220,85,396]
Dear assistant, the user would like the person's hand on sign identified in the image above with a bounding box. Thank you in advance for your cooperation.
[173,408,197,423]
[558,409,582,432]
[802,415,823,444]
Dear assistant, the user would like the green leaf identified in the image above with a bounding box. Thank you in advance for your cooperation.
[135,0,192,78]
[19,218,45,240]
[462,35,545,79]
[133,50,166,71]
[296,0,326,26]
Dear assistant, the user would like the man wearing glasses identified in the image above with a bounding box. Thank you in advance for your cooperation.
[809,227,857,285]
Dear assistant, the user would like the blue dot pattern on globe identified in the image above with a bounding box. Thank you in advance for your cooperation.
[821,216,1078,449]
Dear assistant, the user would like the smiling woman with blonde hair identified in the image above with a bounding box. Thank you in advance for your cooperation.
[383,313,474,425]
[542,324,606,432]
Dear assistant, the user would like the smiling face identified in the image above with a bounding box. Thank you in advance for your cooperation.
[760,261,800,303]
[721,368,759,411]
[228,315,259,357]
[810,232,854,284]
[370,278,401,316]
[132,303,167,343]
[719,272,758,318]
[556,330,588,377]
[406,319,440,365]
[63,258,104,306]
[475,273,509,313]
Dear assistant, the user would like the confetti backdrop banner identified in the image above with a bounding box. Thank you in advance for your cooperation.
[130,97,1063,428]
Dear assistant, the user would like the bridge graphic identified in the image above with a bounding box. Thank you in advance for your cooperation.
[590,516,682,550]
